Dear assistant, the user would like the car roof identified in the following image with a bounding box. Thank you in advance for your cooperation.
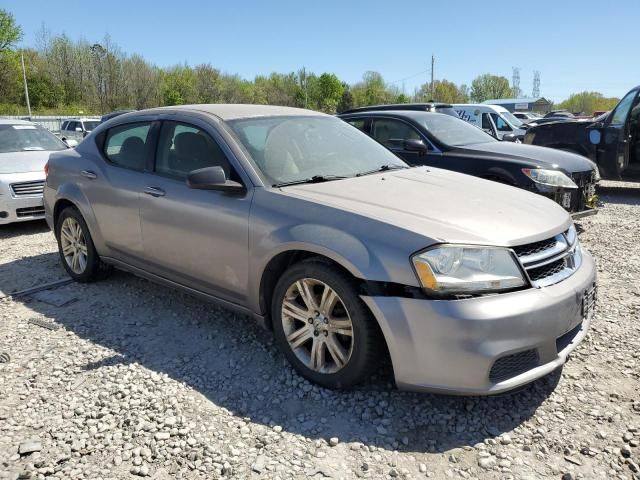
[0,118,36,126]
[340,103,453,114]
[339,110,453,121]
[139,104,328,121]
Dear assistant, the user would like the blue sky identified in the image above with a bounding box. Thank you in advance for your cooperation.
[5,0,639,102]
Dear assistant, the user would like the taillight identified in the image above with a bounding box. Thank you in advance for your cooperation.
[44,161,49,179]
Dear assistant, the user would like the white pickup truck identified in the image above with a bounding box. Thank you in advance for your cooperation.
[59,118,100,144]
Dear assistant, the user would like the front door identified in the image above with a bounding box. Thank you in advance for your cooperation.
[369,117,439,166]
[84,121,152,264]
[139,119,252,305]
[595,89,639,179]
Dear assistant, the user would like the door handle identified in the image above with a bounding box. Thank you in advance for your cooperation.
[81,170,97,179]
[143,186,166,197]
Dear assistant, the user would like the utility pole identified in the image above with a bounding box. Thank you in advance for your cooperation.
[21,52,32,118]
[430,55,435,100]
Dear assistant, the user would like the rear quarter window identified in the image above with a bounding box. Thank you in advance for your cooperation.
[103,122,151,171]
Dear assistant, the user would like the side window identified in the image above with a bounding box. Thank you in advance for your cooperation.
[610,90,638,125]
[371,119,421,149]
[66,121,76,131]
[346,119,367,133]
[104,122,151,171]
[61,121,68,130]
[481,113,493,130]
[490,113,512,132]
[155,121,235,180]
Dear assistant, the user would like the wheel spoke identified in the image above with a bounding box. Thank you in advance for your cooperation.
[325,334,348,368]
[319,286,338,315]
[79,244,88,256]
[71,252,79,271]
[296,280,318,311]
[61,226,74,243]
[282,299,309,322]
[287,325,313,349]
[328,318,353,337]
[309,339,326,370]
[62,244,75,256]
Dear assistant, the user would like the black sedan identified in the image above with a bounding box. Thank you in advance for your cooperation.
[338,110,600,217]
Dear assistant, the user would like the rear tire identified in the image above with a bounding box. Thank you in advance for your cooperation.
[271,260,380,389]
[55,207,111,282]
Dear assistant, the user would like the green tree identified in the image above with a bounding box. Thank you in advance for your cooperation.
[558,91,620,115]
[337,87,353,113]
[470,74,513,102]
[316,73,344,112]
[0,9,22,51]
[418,79,469,103]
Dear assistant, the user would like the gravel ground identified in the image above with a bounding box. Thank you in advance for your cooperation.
[0,189,639,480]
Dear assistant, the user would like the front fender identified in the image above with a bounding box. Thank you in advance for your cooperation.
[249,223,387,314]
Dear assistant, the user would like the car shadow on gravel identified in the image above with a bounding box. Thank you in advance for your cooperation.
[0,220,49,240]
[3,253,561,454]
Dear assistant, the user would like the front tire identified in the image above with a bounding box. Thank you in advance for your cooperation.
[55,207,111,282]
[271,260,379,389]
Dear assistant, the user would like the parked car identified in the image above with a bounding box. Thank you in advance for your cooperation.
[0,119,71,224]
[338,109,599,217]
[524,86,640,179]
[544,110,574,119]
[341,102,459,118]
[44,104,597,395]
[59,118,101,144]
[513,111,542,123]
[453,104,528,141]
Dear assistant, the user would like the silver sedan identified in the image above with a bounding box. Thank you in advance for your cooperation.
[0,119,71,225]
[43,105,597,394]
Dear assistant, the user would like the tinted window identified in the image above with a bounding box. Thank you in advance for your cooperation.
[0,124,67,154]
[61,121,68,130]
[155,121,232,179]
[104,122,151,171]
[346,119,367,132]
[490,113,512,132]
[481,113,493,130]
[83,121,100,131]
[610,90,639,125]
[371,118,421,149]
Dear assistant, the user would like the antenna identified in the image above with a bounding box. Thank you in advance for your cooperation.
[512,67,521,98]
[533,71,541,98]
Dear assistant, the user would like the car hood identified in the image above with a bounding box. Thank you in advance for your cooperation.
[281,167,571,246]
[0,150,54,174]
[455,141,596,172]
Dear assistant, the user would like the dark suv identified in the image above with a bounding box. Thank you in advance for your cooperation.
[338,109,600,217]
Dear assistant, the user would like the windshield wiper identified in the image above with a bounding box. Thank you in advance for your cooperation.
[273,175,348,188]
[355,164,408,177]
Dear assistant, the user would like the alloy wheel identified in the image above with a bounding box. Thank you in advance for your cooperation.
[60,217,88,274]
[281,278,354,374]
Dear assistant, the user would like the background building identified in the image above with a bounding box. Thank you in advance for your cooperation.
[483,97,552,113]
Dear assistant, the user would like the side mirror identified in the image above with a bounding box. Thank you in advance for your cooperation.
[588,129,601,145]
[403,138,428,154]
[502,133,518,142]
[187,166,245,193]
[64,138,78,148]
[75,127,83,132]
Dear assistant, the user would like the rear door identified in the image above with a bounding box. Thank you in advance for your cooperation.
[596,89,639,178]
[139,117,252,304]
[83,121,153,264]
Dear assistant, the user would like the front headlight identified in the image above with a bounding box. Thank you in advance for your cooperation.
[522,168,578,189]
[412,245,527,295]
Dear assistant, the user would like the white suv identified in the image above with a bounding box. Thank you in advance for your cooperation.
[59,118,101,144]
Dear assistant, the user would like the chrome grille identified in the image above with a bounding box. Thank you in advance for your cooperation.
[16,206,45,218]
[513,227,581,288]
[10,180,45,197]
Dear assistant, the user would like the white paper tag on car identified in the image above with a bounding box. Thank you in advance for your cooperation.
[12,125,37,129]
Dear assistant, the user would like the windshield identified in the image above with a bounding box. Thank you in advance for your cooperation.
[227,116,407,185]
[500,110,524,128]
[418,113,497,147]
[436,107,460,118]
[0,124,67,154]
[83,121,100,131]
